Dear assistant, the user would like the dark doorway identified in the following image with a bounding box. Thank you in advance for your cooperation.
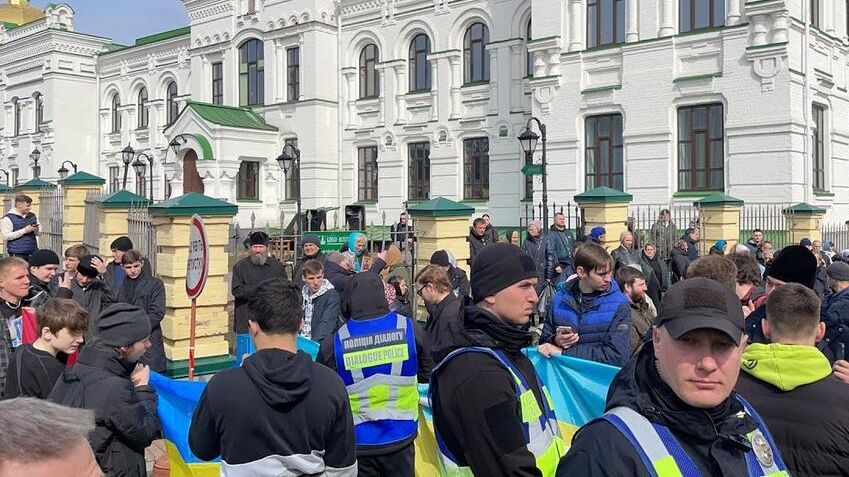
[182,149,205,194]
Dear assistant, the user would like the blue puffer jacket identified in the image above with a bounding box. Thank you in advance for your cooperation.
[541,278,631,366]
[822,287,849,355]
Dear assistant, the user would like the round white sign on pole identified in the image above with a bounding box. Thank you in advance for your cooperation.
[186,214,209,299]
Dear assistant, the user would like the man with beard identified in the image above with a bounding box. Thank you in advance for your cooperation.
[50,303,159,477]
[558,278,789,476]
[232,231,287,336]
[292,235,325,288]
[616,266,655,355]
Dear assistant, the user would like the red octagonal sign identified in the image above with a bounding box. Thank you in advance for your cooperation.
[186,214,209,299]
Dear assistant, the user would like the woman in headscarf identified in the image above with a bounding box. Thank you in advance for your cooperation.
[343,232,370,272]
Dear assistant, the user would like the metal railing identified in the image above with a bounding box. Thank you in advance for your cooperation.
[39,187,64,255]
[823,222,848,253]
[740,203,792,250]
[128,204,156,274]
[628,204,701,247]
[82,192,103,257]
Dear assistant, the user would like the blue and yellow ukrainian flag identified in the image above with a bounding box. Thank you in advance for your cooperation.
[151,339,619,476]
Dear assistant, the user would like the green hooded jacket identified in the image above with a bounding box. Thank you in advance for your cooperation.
[741,343,831,391]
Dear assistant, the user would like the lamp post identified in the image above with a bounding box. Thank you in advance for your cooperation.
[121,144,134,189]
[29,148,41,179]
[57,160,78,180]
[130,153,154,199]
[0,168,9,187]
[276,143,301,264]
[165,134,190,200]
[518,117,548,230]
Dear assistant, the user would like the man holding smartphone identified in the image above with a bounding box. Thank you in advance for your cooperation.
[1,194,39,262]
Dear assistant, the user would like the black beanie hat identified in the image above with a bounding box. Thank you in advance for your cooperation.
[96,303,151,348]
[471,243,538,302]
[430,250,450,267]
[28,249,60,267]
[244,231,270,248]
[77,255,100,279]
[110,236,133,252]
[768,245,817,290]
[341,272,389,319]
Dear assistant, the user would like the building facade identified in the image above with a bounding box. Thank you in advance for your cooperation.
[0,0,847,228]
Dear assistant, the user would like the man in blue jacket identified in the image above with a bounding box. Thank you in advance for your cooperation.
[538,242,631,366]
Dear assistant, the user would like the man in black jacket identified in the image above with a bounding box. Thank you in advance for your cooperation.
[92,237,152,295]
[50,303,159,477]
[430,250,471,303]
[231,231,287,336]
[292,234,325,288]
[317,272,431,477]
[56,255,116,336]
[735,283,849,476]
[416,264,463,360]
[558,278,789,476]
[522,220,555,295]
[430,243,566,476]
[118,250,166,373]
[28,249,61,297]
[467,218,488,268]
[190,278,356,476]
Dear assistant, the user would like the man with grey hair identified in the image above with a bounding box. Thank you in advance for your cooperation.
[0,397,101,476]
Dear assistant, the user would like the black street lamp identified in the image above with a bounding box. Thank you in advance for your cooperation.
[57,160,78,180]
[29,148,41,179]
[518,117,548,230]
[0,168,9,187]
[163,134,191,200]
[276,143,301,262]
[121,144,134,189]
[169,134,189,155]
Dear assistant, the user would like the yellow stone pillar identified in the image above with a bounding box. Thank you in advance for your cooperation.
[150,192,237,377]
[695,193,744,255]
[784,203,826,245]
[59,172,105,250]
[97,190,150,260]
[574,187,633,251]
[15,178,56,219]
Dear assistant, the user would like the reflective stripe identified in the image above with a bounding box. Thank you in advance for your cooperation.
[336,324,364,381]
[606,406,681,476]
[344,371,418,426]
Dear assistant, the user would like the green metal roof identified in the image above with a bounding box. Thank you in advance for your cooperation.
[60,171,105,186]
[574,186,632,203]
[98,190,151,209]
[189,133,214,160]
[694,193,744,207]
[16,178,56,190]
[184,102,278,131]
[407,197,475,218]
[0,184,14,193]
[135,26,190,46]
[149,192,237,217]
[784,202,827,215]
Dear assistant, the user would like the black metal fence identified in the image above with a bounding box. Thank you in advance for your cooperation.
[520,201,584,235]
[128,205,156,274]
[823,222,849,253]
[82,192,103,257]
[740,204,792,250]
[39,187,63,256]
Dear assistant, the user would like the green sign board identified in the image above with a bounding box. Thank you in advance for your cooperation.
[312,231,353,249]
[521,164,544,176]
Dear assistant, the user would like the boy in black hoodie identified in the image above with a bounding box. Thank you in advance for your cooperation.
[189,278,356,476]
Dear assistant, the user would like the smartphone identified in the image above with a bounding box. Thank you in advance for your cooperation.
[837,342,845,362]
[556,326,574,335]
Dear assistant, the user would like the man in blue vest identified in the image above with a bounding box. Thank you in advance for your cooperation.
[317,271,432,477]
[429,243,566,476]
[558,277,789,476]
[1,194,39,261]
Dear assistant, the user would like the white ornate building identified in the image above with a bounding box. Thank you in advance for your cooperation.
[1,0,848,227]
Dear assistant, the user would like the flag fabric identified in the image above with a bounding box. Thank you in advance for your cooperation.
[151,338,618,476]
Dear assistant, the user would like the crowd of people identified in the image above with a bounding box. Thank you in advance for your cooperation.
[3,200,849,477]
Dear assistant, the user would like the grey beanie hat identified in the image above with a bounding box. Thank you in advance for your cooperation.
[96,303,151,348]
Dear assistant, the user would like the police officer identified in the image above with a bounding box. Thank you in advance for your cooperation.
[429,243,566,476]
[317,271,432,477]
[558,277,788,476]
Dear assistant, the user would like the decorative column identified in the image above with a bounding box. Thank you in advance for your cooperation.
[430,59,439,121]
[394,64,407,125]
[487,44,499,115]
[727,0,741,25]
[275,41,284,102]
[59,172,105,250]
[574,187,633,251]
[449,56,462,119]
[97,190,151,261]
[377,68,387,125]
[784,203,826,244]
[825,0,835,34]
[149,192,237,377]
[15,178,56,218]
[659,0,675,36]
[695,193,744,256]
[625,0,639,42]
[343,69,357,129]
[569,0,584,51]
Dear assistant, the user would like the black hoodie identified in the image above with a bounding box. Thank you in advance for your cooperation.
[557,341,759,476]
[189,348,357,475]
[317,272,432,456]
[430,306,545,477]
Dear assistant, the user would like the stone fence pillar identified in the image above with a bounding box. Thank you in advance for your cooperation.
[97,190,150,260]
[784,203,826,245]
[150,192,236,377]
[407,197,475,275]
[59,172,105,250]
[574,187,633,251]
[695,193,743,255]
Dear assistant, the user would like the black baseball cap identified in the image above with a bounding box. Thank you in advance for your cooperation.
[656,277,745,345]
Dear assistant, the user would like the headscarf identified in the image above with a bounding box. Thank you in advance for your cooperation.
[347,232,367,257]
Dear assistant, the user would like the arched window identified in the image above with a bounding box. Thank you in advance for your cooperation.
[11,98,20,136]
[409,34,431,92]
[239,38,265,106]
[33,93,44,130]
[526,20,534,78]
[137,88,149,128]
[111,94,121,133]
[464,22,490,84]
[359,44,380,98]
[166,81,179,124]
